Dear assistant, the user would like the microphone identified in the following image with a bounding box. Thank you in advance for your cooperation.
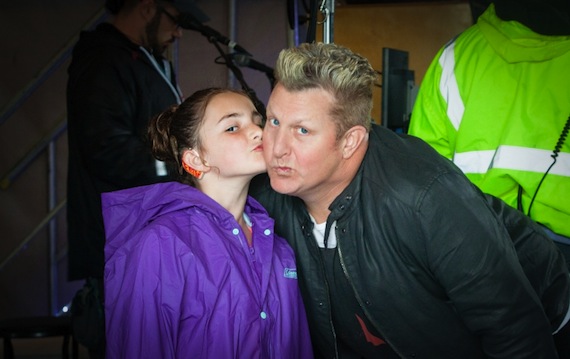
[178,12,251,55]
[232,54,274,75]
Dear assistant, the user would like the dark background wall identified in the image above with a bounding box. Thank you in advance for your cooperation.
[0,0,475,319]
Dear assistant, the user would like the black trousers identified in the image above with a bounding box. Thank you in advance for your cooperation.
[71,277,105,359]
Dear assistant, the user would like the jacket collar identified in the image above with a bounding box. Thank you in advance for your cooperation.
[327,150,366,225]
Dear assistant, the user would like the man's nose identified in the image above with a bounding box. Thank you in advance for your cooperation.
[270,128,290,158]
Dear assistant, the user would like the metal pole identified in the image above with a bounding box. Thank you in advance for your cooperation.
[228,0,237,88]
[293,0,300,46]
[48,140,58,315]
[322,0,335,44]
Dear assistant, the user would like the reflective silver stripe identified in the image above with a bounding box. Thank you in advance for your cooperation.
[438,41,464,131]
[453,146,570,176]
[453,150,495,173]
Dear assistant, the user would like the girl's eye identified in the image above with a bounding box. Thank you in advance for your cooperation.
[268,118,279,126]
[226,126,238,132]
[297,127,308,135]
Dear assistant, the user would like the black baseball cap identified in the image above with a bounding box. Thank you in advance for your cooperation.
[104,0,209,23]
[165,0,209,23]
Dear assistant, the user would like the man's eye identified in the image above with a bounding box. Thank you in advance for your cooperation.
[297,127,308,135]
[226,126,238,132]
[269,118,279,126]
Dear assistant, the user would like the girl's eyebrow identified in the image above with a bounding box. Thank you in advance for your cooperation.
[218,110,262,124]
[217,111,243,124]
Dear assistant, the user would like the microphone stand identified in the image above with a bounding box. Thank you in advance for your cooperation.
[180,12,271,116]
[208,38,267,120]
[231,53,275,90]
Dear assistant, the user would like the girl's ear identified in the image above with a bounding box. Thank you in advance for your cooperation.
[182,149,203,168]
[181,149,208,179]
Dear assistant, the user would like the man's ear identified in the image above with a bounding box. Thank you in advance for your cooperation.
[139,0,156,21]
[341,125,368,159]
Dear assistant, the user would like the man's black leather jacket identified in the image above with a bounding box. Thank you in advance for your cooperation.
[251,124,568,358]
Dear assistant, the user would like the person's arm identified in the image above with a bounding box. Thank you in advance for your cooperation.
[417,171,557,358]
[408,47,456,160]
[485,193,570,332]
[70,59,165,189]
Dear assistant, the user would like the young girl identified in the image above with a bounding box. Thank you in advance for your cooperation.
[102,88,313,358]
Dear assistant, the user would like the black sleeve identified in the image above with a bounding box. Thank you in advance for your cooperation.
[484,193,570,331]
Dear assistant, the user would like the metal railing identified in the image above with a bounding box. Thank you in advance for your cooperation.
[0,7,107,316]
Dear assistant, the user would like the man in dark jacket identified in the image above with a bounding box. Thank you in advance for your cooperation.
[251,42,570,358]
[66,0,206,356]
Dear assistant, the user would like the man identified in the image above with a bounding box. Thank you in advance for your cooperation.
[66,0,206,356]
[251,42,569,358]
[408,0,570,269]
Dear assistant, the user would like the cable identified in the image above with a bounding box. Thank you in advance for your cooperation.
[525,116,570,217]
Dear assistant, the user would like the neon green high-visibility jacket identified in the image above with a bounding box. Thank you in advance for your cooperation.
[409,4,570,237]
